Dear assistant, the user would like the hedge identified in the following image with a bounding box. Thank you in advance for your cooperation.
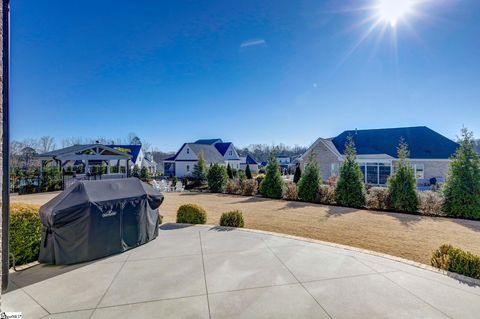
[431,244,480,279]
[10,203,42,265]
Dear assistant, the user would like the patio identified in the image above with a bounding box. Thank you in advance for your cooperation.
[3,224,480,318]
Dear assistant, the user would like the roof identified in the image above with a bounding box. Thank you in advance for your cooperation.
[35,144,131,160]
[214,142,233,156]
[240,154,259,165]
[331,126,459,159]
[107,145,142,162]
[187,143,226,163]
[194,139,223,145]
[166,139,239,162]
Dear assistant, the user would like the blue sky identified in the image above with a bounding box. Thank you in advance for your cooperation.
[11,0,480,151]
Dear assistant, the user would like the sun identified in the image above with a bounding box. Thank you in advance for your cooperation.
[377,0,414,27]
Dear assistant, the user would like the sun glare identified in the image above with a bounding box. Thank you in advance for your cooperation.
[377,0,413,27]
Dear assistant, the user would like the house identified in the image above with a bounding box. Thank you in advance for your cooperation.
[163,139,240,177]
[240,154,259,173]
[107,144,157,175]
[299,126,459,186]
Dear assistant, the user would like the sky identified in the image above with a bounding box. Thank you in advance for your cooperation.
[11,0,480,151]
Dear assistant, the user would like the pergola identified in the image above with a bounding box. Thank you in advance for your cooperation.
[35,144,132,178]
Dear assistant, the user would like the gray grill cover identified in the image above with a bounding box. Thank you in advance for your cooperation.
[39,178,163,265]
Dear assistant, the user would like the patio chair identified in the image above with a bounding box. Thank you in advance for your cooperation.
[175,181,185,192]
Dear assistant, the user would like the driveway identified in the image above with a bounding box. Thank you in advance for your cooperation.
[3,224,480,318]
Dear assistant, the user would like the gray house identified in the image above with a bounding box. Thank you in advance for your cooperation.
[299,126,459,186]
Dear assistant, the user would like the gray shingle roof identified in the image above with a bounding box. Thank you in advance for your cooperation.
[187,143,226,163]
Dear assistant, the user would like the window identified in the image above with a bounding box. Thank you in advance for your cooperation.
[331,163,339,176]
[359,162,392,185]
[412,164,424,179]
[187,165,190,172]
[186,148,189,154]
[229,150,232,156]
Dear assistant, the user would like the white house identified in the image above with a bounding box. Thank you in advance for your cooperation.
[299,126,459,186]
[108,144,157,175]
[240,154,259,173]
[163,139,241,177]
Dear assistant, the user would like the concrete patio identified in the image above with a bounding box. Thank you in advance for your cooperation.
[3,224,480,318]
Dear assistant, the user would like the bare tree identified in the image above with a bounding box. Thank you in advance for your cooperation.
[38,136,56,153]
[61,137,83,148]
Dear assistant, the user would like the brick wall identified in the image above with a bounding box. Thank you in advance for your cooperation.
[300,139,340,181]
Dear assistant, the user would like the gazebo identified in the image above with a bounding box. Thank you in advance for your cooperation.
[35,144,132,188]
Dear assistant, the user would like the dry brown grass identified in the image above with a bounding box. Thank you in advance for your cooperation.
[161,192,480,264]
[12,191,480,264]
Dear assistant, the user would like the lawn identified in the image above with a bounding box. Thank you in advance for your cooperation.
[11,191,480,265]
[160,192,480,265]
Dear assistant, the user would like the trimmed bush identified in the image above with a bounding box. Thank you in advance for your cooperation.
[176,204,207,224]
[431,245,480,279]
[259,152,284,199]
[317,185,336,205]
[443,128,480,219]
[219,210,245,228]
[293,166,302,184]
[207,163,229,193]
[283,181,298,201]
[366,187,391,210]
[225,179,242,195]
[298,155,321,202]
[388,138,418,213]
[335,137,366,208]
[241,179,258,196]
[10,203,42,265]
[417,191,444,216]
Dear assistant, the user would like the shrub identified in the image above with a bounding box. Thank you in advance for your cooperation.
[176,204,207,224]
[140,166,151,181]
[207,163,229,193]
[335,136,365,208]
[245,164,253,179]
[327,175,337,187]
[255,174,265,186]
[10,203,42,265]
[283,181,298,201]
[219,210,245,228]
[241,179,258,196]
[366,187,391,210]
[225,179,242,195]
[192,151,208,185]
[443,128,480,219]
[431,245,480,279]
[317,185,336,205]
[417,191,444,216]
[298,155,321,202]
[293,166,302,184]
[388,138,418,213]
[259,152,284,199]
[227,164,233,179]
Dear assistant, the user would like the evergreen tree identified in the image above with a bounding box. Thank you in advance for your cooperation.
[293,166,302,184]
[443,128,480,219]
[140,166,151,181]
[259,152,284,199]
[245,164,253,179]
[227,163,233,179]
[192,151,208,184]
[132,164,140,177]
[388,138,418,212]
[335,136,366,208]
[298,154,321,202]
[207,163,229,193]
